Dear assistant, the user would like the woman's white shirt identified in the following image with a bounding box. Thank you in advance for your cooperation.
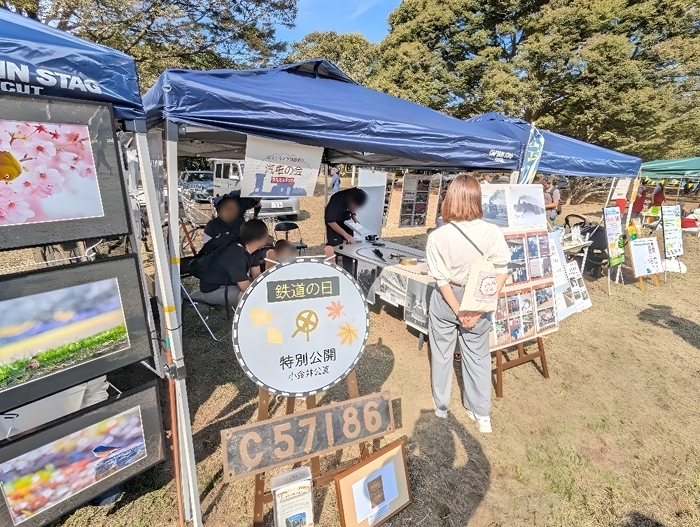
[426,219,510,287]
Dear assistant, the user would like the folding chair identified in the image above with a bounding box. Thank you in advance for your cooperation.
[179,256,231,342]
[274,221,308,254]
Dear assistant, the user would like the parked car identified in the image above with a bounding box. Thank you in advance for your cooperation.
[179,170,214,202]
[212,159,300,220]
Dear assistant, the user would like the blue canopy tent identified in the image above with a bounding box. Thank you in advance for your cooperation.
[0,8,144,120]
[143,61,523,170]
[465,112,642,178]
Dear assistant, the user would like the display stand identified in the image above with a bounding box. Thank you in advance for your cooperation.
[638,274,660,292]
[251,370,370,526]
[494,337,549,398]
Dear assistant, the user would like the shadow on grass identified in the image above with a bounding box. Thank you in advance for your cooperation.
[638,304,700,351]
[621,512,666,526]
[391,410,490,526]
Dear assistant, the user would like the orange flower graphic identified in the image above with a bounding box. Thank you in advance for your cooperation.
[338,321,359,346]
[326,300,345,320]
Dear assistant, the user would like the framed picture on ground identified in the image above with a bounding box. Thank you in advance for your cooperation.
[0,383,163,527]
[0,255,153,413]
[335,440,411,527]
[0,94,131,251]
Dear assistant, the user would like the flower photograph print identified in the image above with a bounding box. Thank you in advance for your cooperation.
[0,119,104,227]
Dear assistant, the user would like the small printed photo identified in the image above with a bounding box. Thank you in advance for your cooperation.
[506,236,527,261]
[286,512,307,527]
[538,235,551,256]
[530,258,544,279]
[541,256,553,278]
[508,261,529,284]
[563,290,576,308]
[494,320,510,345]
[481,188,508,228]
[537,306,557,330]
[581,287,590,301]
[414,202,427,215]
[415,192,429,204]
[400,216,413,226]
[519,291,533,314]
[495,296,508,320]
[522,313,536,339]
[402,191,416,202]
[507,294,520,316]
[508,186,547,228]
[509,316,524,341]
[413,215,426,226]
[534,286,554,310]
[528,236,539,258]
[401,203,414,215]
[417,179,431,192]
[367,475,386,509]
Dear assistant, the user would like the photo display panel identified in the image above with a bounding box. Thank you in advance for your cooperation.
[0,383,163,527]
[0,255,153,413]
[0,94,130,250]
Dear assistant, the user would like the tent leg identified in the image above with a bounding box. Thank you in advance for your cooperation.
[133,125,203,527]
[165,121,182,330]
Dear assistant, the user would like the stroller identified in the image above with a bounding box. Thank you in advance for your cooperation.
[564,214,609,278]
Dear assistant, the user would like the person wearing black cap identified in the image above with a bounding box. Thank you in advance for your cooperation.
[324,187,368,246]
[202,192,261,245]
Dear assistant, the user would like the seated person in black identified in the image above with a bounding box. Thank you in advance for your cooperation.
[202,192,261,245]
[198,219,269,309]
[324,188,368,246]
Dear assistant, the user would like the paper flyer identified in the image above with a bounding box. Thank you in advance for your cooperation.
[271,467,314,527]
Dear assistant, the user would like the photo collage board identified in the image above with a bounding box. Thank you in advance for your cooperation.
[399,174,431,227]
[490,229,558,350]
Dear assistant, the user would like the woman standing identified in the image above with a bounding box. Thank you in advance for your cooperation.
[426,175,510,433]
[651,182,666,206]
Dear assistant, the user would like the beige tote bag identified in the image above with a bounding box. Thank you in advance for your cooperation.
[450,222,499,312]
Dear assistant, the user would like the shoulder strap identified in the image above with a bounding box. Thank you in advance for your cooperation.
[450,222,484,256]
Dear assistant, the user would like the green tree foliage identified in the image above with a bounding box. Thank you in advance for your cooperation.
[345,0,700,160]
[285,31,380,86]
[3,0,298,88]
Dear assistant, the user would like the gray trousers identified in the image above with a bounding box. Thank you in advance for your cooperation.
[198,285,241,309]
[429,285,493,416]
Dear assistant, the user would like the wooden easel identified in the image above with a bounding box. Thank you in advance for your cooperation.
[494,337,549,398]
[252,370,370,526]
[638,274,660,292]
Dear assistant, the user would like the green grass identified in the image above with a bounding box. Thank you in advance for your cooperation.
[0,324,128,386]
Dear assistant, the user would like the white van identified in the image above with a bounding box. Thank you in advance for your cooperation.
[212,159,301,220]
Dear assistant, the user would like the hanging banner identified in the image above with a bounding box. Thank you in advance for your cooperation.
[661,205,684,258]
[630,238,663,277]
[357,169,388,237]
[611,178,632,201]
[518,126,545,184]
[603,207,625,267]
[233,259,369,397]
[240,136,323,198]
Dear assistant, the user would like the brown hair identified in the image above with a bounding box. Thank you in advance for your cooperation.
[441,174,483,223]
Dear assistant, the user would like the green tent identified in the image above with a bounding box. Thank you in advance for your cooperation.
[641,157,700,180]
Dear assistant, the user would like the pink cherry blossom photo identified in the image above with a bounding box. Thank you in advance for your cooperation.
[0,119,104,227]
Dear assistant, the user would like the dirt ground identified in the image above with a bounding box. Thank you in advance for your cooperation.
[41,181,700,527]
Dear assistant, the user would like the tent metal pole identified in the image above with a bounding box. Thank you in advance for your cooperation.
[351,165,356,186]
[133,123,203,527]
[165,121,183,329]
[675,178,684,204]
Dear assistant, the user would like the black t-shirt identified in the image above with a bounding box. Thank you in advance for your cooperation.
[325,190,354,246]
[204,198,260,242]
[199,244,252,293]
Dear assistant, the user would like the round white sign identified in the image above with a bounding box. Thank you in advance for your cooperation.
[233,258,369,397]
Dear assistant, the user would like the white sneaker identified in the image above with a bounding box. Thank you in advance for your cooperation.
[435,409,448,419]
[466,409,492,433]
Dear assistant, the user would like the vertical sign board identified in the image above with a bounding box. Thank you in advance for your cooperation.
[357,170,389,238]
[399,174,431,227]
[630,238,664,277]
[611,178,632,201]
[604,207,625,267]
[661,205,684,258]
[241,136,323,198]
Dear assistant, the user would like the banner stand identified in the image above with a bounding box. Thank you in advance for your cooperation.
[130,121,203,527]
